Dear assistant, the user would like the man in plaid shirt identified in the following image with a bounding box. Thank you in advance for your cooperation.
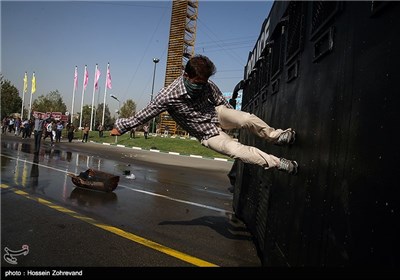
[111,55,298,175]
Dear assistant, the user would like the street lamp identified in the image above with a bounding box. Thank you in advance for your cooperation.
[150,58,159,134]
[110,94,120,143]
[110,94,120,114]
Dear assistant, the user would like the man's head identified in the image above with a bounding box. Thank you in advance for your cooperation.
[183,55,216,96]
[184,54,216,82]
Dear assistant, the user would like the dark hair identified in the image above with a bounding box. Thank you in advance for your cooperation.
[184,55,216,79]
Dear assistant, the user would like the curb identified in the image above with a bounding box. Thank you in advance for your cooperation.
[95,141,231,162]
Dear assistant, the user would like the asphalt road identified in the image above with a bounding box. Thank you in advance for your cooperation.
[1,134,261,275]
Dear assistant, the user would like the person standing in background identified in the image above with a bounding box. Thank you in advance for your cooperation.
[66,122,75,143]
[55,121,64,143]
[98,124,104,138]
[82,123,89,143]
[33,113,50,153]
[143,124,149,139]
[130,127,136,139]
[163,125,169,137]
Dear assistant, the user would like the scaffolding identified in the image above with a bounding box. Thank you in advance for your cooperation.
[160,0,198,136]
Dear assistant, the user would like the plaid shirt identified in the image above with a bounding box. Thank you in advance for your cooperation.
[116,76,233,141]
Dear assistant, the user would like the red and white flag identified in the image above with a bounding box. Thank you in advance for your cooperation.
[73,66,78,91]
[106,64,112,89]
[83,66,89,90]
[94,67,101,90]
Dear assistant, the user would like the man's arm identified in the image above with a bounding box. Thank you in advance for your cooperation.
[111,97,167,136]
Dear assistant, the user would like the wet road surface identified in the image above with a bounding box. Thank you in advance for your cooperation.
[1,134,261,269]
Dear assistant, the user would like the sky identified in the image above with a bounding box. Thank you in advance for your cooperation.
[1,0,274,117]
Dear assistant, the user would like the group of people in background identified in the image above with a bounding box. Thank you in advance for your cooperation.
[3,115,158,148]
[2,116,34,138]
[2,114,81,153]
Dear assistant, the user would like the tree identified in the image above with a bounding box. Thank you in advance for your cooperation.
[0,77,22,119]
[94,103,112,129]
[81,105,92,127]
[120,99,136,118]
[32,90,67,114]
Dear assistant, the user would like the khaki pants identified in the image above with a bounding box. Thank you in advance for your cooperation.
[201,105,291,169]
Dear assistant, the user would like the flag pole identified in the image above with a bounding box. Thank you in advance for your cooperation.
[102,62,110,126]
[71,66,78,123]
[79,65,87,129]
[28,72,35,120]
[90,64,99,131]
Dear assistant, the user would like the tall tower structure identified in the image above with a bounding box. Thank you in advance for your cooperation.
[160,0,198,135]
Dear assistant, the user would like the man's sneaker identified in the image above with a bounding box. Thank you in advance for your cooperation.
[275,129,296,146]
[277,158,298,175]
